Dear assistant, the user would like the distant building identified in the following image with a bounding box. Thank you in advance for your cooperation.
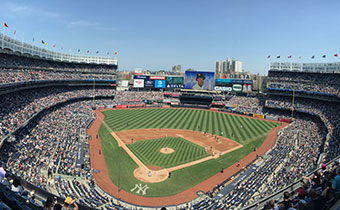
[233,60,242,73]
[172,65,181,74]
[215,58,243,76]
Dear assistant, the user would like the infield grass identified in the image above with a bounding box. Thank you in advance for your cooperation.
[98,108,279,197]
[127,137,209,168]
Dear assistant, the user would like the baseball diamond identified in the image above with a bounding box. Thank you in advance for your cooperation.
[92,108,280,199]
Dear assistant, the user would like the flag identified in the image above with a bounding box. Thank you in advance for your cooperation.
[114,52,118,55]
[4,22,8,28]
[33,38,35,42]
[311,56,315,59]
[276,55,280,58]
[41,40,45,44]
[53,44,55,48]
[96,51,99,54]
[298,56,302,59]
[45,42,48,46]
[334,54,338,57]
[322,55,326,58]
[87,50,90,53]
[61,47,63,50]
[107,52,109,55]
[267,55,270,59]
[78,49,80,52]
[288,56,292,58]
[14,30,16,35]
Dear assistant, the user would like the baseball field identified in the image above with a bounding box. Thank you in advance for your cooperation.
[96,108,279,198]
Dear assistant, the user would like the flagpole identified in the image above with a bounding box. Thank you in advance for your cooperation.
[291,83,295,121]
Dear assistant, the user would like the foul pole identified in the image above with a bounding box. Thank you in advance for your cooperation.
[291,83,295,121]
[93,73,96,108]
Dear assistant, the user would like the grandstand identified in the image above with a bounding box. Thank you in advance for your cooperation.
[1,34,340,210]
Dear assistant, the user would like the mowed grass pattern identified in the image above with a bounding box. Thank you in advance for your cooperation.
[127,137,209,168]
[98,108,280,197]
[102,108,279,145]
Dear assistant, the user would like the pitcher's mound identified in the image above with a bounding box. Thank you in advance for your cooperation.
[134,166,169,183]
[160,148,174,154]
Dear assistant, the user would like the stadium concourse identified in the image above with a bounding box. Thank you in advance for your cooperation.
[0,51,339,210]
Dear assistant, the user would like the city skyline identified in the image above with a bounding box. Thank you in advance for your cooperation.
[1,0,340,74]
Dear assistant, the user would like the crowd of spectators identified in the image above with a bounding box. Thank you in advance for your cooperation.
[0,166,39,209]
[0,98,135,209]
[0,53,116,74]
[267,70,340,96]
[217,114,328,209]
[265,96,340,161]
[227,96,264,114]
[0,69,115,85]
[113,91,164,105]
[0,87,115,138]
[0,100,100,189]
[263,159,340,210]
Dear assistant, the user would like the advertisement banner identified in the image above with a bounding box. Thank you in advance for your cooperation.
[144,80,154,87]
[253,114,265,119]
[215,78,232,83]
[134,75,149,79]
[243,80,253,84]
[166,76,184,85]
[166,84,184,88]
[242,84,252,93]
[185,71,215,90]
[154,80,166,88]
[214,86,232,91]
[150,76,166,80]
[133,79,144,88]
[233,79,243,84]
[232,84,242,92]
[116,105,128,109]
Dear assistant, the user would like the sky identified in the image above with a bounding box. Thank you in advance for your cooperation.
[0,0,340,75]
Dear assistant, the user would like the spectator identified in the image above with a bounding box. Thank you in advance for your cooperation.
[43,197,56,210]
[62,197,78,210]
[305,188,325,210]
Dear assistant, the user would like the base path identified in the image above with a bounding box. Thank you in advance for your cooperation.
[88,108,288,207]
[111,128,243,183]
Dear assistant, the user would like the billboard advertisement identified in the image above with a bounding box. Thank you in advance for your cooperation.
[214,86,232,91]
[232,84,242,92]
[242,84,252,93]
[215,78,253,85]
[215,78,232,83]
[134,75,149,79]
[185,71,214,90]
[150,76,166,80]
[133,79,144,88]
[166,84,185,88]
[166,76,184,85]
[144,80,154,87]
[154,80,166,88]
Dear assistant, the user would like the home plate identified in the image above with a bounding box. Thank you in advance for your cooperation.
[176,134,183,137]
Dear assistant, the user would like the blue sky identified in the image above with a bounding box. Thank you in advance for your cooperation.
[0,0,340,75]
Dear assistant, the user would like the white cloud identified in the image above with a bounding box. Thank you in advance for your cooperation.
[69,20,99,27]
[68,20,117,31]
[4,3,61,18]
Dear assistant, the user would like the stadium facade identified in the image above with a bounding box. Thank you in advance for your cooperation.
[269,62,340,73]
[0,33,117,65]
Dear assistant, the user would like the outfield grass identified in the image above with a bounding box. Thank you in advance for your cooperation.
[98,108,279,197]
[126,137,209,168]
